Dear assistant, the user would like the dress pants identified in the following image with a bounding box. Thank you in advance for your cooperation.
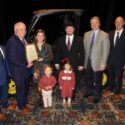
[108,65,123,94]
[85,59,103,99]
[14,77,29,110]
[74,69,84,92]
[41,89,52,108]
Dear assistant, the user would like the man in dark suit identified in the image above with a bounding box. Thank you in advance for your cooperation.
[103,16,125,97]
[55,21,84,95]
[6,22,33,115]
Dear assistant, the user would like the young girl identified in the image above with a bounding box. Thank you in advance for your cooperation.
[38,65,56,108]
[58,62,75,106]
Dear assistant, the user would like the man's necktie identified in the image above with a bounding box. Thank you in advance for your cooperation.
[114,32,119,46]
[67,37,71,50]
[88,32,95,59]
[22,38,26,45]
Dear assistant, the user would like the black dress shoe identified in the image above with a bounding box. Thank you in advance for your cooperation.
[83,93,93,98]
[93,98,99,103]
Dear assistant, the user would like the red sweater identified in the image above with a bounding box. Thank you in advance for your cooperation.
[39,75,56,91]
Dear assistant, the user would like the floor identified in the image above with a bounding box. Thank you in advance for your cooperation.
[1,82,125,125]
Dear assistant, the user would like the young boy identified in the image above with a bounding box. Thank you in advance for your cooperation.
[38,65,56,108]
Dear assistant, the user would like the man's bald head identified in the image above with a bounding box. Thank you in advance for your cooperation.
[115,16,125,31]
[14,22,26,38]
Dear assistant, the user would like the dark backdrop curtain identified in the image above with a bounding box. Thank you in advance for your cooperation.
[0,0,125,44]
[0,1,6,44]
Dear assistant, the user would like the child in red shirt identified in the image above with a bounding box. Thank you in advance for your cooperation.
[59,62,75,106]
[38,65,56,108]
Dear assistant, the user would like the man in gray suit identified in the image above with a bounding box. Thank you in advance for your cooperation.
[83,16,110,103]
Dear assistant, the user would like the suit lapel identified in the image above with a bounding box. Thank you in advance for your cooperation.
[113,30,125,47]
[86,31,92,51]
[111,31,115,47]
[118,29,125,42]
[63,36,69,50]
[70,36,76,51]
[14,35,25,47]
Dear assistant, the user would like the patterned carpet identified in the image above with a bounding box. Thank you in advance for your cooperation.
[1,82,125,125]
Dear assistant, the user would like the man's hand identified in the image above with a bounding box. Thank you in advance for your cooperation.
[37,57,43,61]
[99,65,105,71]
[78,66,84,71]
[55,64,60,70]
[27,62,33,68]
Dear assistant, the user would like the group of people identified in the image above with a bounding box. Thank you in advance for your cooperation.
[0,15,125,118]
[83,16,125,103]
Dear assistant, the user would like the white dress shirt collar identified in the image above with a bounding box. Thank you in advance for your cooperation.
[115,28,124,37]
[66,34,74,45]
[91,29,99,37]
[114,28,124,46]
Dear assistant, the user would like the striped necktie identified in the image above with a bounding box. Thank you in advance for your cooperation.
[22,38,27,45]
[88,32,95,59]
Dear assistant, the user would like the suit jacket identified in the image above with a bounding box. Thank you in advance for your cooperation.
[0,45,8,86]
[55,35,84,70]
[6,34,29,79]
[108,30,125,67]
[84,30,110,71]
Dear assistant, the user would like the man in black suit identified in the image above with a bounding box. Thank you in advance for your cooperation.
[6,22,33,115]
[55,21,84,94]
[103,16,125,97]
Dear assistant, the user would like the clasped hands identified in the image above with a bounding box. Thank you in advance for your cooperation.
[27,62,34,68]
